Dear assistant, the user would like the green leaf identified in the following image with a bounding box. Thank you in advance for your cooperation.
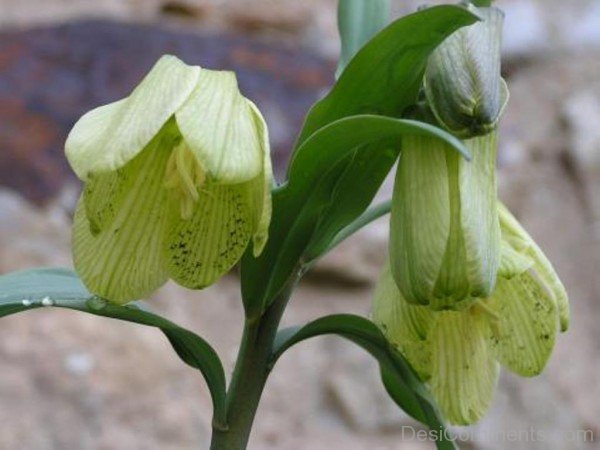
[0,267,227,426]
[295,5,479,147]
[240,5,477,316]
[314,199,392,258]
[241,115,469,314]
[303,142,397,261]
[271,314,457,450]
[337,0,390,77]
[472,0,493,6]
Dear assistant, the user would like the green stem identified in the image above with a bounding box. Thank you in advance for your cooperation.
[210,276,297,450]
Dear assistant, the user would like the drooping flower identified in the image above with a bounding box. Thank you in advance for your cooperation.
[374,203,569,425]
[424,4,507,138]
[389,130,501,310]
[66,55,273,304]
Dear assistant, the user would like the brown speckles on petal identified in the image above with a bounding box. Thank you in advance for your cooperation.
[163,181,253,289]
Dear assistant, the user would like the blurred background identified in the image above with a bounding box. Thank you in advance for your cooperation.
[0,0,598,449]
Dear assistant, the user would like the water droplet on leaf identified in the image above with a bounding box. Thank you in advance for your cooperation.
[87,297,108,311]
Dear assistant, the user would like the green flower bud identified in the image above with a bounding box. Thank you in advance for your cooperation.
[424,5,507,138]
[389,131,501,310]
[374,204,568,425]
[66,55,273,304]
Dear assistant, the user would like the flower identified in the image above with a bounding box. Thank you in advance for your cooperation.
[424,4,507,138]
[374,203,569,425]
[66,55,273,304]
[389,130,501,310]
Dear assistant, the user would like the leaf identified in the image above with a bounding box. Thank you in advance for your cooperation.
[271,314,457,450]
[337,0,390,77]
[241,115,469,314]
[295,4,479,147]
[0,267,227,426]
[303,142,398,261]
[315,199,392,258]
[241,5,478,316]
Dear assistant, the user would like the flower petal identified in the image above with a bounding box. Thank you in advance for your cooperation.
[82,121,179,234]
[372,261,434,380]
[66,55,200,180]
[429,310,500,425]
[246,100,273,256]
[488,271,558,376]
[163,182,254,289]
[432,146,471,305]
[498,240,534,279]
[498,203,570,331]
[456,131,501,296]
[72,138,172,304]
[390,134,451,305]
[176,69,263,184]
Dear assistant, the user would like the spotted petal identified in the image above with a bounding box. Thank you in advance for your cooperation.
[66,55,200,180]
[72,136,172,304]
[176,69,263,184]
[372,261,434,380]
[162,182,255,289]
[488,271,558,377]
[429,310,500,425]
[498,203,570,331]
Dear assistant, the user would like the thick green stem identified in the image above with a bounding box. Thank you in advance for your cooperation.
[210,278,296,450]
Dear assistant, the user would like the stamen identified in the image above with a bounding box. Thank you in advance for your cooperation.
[164,142,207,220]
[473,300,500,322]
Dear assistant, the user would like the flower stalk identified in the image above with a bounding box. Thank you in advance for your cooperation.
[210,275,298,450]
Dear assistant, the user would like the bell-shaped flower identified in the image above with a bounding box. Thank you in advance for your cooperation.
[374,204,569,425]
[66,55,273,304]
[424,4,508,138]
[389,130,501,310]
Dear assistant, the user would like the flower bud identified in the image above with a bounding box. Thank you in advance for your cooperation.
[66,55,273,304]
[389,130,501,310]
[424,5,507,138]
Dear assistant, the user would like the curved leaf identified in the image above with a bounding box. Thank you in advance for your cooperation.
[295,4,479,147]
[0,267,227,426]
[315,199,392,258]
[242,5,478,316]
[241,115,469,314]
[271,314,457,450]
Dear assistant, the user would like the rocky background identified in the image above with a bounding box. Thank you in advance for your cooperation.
[0,0,598,449]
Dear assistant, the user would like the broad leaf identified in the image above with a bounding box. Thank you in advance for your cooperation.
[271,314,457,450]
[295,5,478,147]
[0,267,227,426]
[241,5,478,316]
[241,115,469,315]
